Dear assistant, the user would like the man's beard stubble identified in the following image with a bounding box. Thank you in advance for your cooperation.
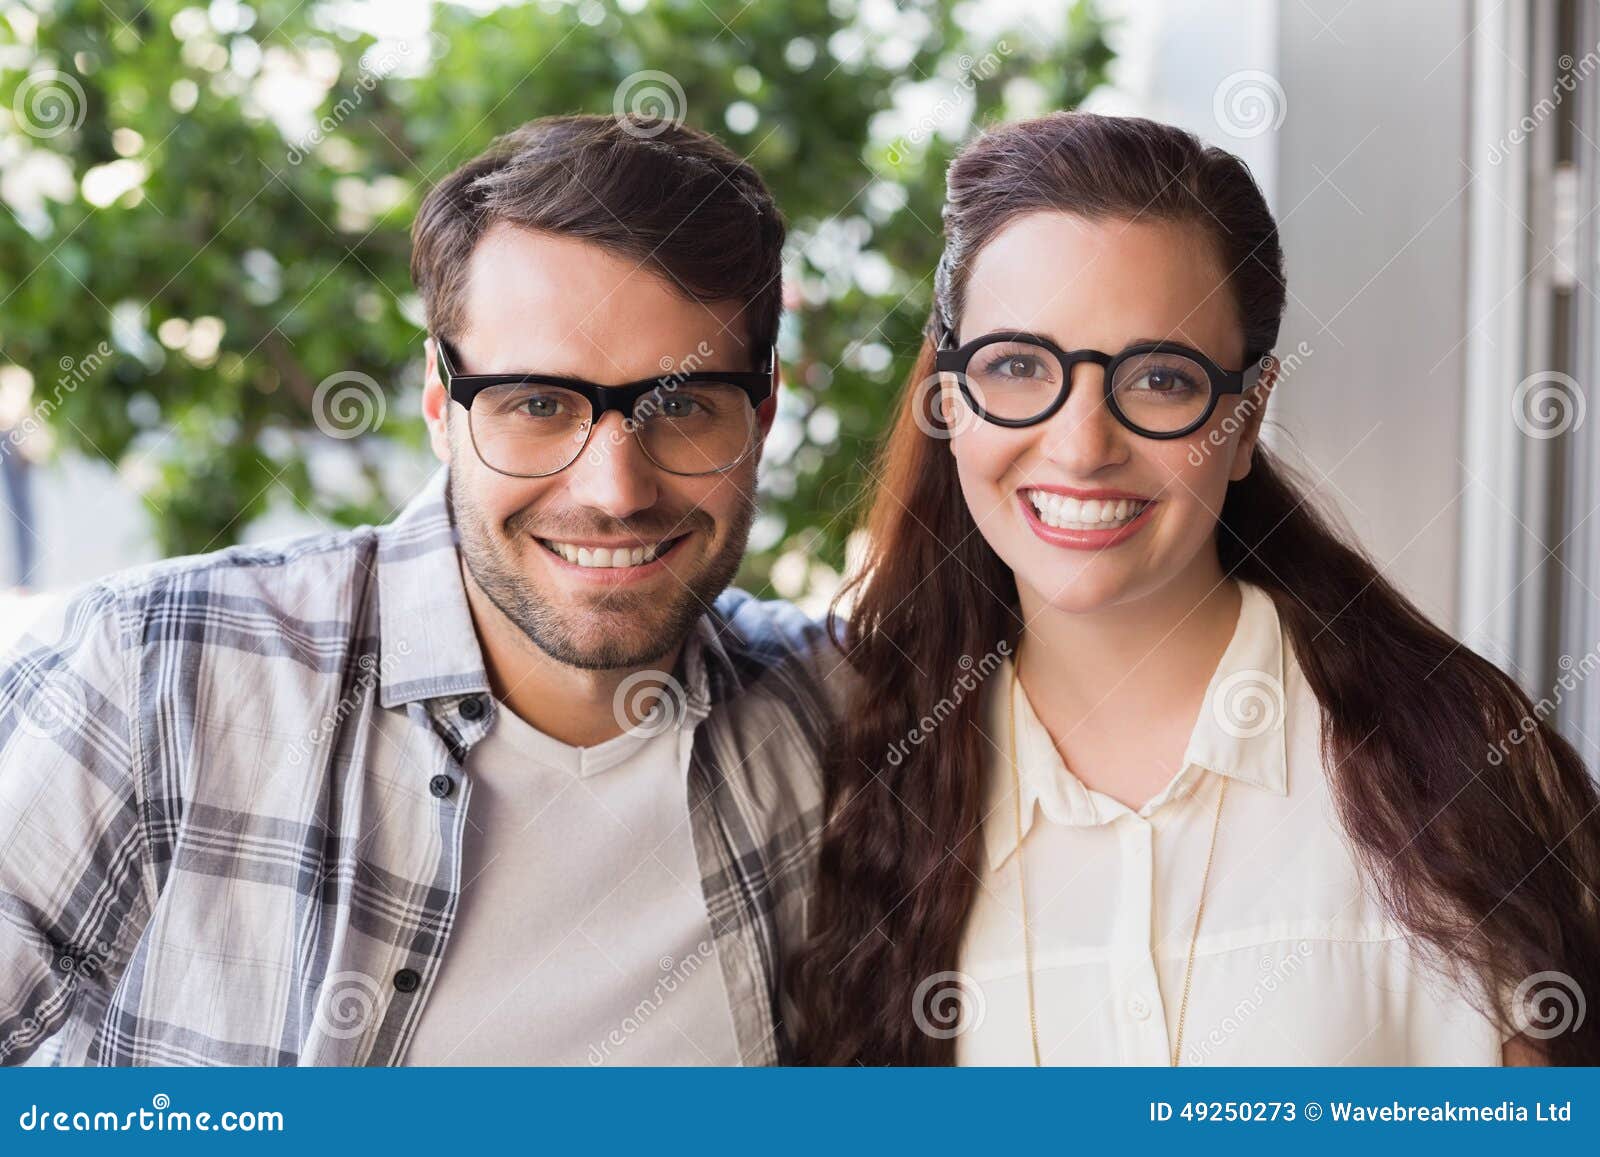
[446,470,756,672]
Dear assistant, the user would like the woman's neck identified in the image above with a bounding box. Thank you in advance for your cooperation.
[1013,556,1243,810]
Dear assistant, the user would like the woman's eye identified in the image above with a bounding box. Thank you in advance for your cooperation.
[1135,369,1199,394]
[983,353,1047,379]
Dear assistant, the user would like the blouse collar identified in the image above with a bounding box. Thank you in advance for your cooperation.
[982,580,1292,871]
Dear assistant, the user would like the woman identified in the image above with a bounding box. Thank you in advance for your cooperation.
[790,112,1600,1065]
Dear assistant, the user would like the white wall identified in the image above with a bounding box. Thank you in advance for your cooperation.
[1089,0,1473,630]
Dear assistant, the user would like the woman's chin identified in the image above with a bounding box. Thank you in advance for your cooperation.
[1018,572,1135,617]
[1013,556,1192,619]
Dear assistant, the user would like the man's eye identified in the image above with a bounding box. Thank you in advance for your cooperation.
[520,394,565,418]
[660,396,702,418]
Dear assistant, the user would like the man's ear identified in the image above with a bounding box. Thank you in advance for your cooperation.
[421,336,452,465]
[1228,356,1278,482]
[754,358,781,443]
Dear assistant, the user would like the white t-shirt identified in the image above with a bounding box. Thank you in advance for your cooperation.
[955,581,1511,1065]
[402,700,743,1065]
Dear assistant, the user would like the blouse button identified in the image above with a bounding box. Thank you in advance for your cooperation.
[1127,995,1151,1020]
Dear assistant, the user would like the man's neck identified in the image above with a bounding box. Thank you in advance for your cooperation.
[458,559,686,748]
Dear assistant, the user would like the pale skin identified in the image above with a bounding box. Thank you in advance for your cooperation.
[421,224,775,748]
[945,209,1540,1066]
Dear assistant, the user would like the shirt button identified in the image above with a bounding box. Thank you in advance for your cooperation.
[458,695,485,721]
[428,774,454,798]
[393,968,420,994]
[1127,995,1151,1020]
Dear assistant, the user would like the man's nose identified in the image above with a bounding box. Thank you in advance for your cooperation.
[560,410,662,519]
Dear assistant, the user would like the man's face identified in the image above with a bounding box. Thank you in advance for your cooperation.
[422,223,772,670]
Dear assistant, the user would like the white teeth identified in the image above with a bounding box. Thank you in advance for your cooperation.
[542,540,666,568]
[1025,490,1148,531]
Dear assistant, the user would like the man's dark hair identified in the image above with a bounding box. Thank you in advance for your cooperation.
[410,114,785,358]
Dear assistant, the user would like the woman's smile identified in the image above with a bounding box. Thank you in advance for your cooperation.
[1016,487,1159,550]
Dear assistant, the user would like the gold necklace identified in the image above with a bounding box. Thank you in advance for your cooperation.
[1006,661,1228,1067]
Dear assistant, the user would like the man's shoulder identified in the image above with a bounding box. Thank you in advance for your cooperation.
[706,588,856,711]
[93,523,380,614]
[709,588,838,668]
[23,524,386,669]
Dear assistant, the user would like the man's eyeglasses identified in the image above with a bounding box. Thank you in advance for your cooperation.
[933,328,1269,440]
[436,338,775,478]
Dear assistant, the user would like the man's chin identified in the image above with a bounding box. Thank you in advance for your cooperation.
[526,616,688,672]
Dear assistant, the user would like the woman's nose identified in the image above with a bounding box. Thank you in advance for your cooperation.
[1036,362,1131,473]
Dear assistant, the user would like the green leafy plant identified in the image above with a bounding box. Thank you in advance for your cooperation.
[0,0,1111,595]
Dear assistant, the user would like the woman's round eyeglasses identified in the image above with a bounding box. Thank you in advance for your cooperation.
[933,328,1270,440]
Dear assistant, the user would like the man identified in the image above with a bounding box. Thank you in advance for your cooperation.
[0,115,834,1066]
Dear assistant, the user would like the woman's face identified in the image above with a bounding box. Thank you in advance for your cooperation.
[944,211,1273,617]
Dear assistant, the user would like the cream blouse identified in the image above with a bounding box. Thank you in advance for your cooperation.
[955,580,1511,1066]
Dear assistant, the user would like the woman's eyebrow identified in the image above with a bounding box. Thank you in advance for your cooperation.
[974,329,1210,354]
[1122,334,1197,347]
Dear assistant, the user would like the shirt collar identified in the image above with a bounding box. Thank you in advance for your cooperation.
[982,580,1291,871]
[373,464,735,717]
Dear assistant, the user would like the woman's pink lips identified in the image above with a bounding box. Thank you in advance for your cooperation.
[1017,491,1156,550]
[533,532,690,585]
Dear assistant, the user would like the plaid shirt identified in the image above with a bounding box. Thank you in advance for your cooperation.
[0,466,835,1066]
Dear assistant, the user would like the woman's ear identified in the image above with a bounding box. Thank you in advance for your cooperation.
[1228,356,1278,482]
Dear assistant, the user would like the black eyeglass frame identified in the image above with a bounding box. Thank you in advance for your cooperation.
[435,337,777,477]
[932,327,1269,441]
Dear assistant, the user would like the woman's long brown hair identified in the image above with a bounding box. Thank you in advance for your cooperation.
[789,111,1600,1065]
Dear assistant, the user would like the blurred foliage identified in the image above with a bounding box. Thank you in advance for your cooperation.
[0,0,1111,595]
